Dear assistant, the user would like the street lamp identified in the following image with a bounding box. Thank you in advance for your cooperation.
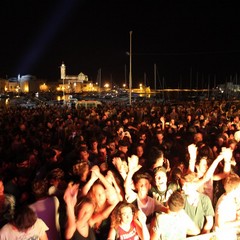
[129,31,133,105]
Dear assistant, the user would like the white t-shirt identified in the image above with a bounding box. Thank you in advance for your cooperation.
[153,210,197,240]
[215,193,238,240]
[29,196,61,240]
[0,218,49,240]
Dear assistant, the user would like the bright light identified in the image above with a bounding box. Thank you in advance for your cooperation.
[123,83,126,88]
[104,83,109,88]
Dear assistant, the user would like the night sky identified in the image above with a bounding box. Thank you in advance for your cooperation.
[1,0,240,88]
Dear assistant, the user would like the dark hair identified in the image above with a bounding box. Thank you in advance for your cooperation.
[12,205,37,231]
[132,169,152,185]
[148,147,164,168]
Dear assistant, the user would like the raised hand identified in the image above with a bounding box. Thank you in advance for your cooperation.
[128,155,142,173]
[188,144,197,160]
[64,182,79,207]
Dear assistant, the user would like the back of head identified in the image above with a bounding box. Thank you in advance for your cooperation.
[32,178,49,198]
[12,205,37,231]
[223,174,240,193]
[168,191,185,212]
[182,172,199,183]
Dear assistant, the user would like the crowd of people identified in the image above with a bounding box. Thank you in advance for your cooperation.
[1,99,240,239]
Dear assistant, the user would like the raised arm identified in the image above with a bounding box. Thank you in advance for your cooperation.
[124,155,142,203]
[135,210,150,240]
[105,170,124,202]
[112,157,128,180]
[202,154,224,182]
[203,147,232,182]
[187,144,198,173]
[92,165,120,205]
[81,166,99,196]
[63,183,79,239]
[107,228,117,240]
[201,215,214,234]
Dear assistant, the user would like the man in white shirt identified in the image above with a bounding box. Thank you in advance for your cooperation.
[150,191,200,240]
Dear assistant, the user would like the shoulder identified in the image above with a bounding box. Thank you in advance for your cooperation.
[0,223,13,233]
[199,193,212,203]
[34,218,49,231]
[0,224,19,239]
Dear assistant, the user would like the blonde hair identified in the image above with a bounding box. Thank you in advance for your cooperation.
[223,174,240,193]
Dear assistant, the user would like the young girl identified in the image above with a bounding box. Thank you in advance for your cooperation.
[107,202,150,240]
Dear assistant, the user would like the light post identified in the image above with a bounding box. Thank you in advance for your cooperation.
[129,31,132,105]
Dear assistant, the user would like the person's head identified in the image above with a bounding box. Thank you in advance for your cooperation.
[156,130,164,141]
[15,168,31,187]
[196,156,212,174]
[197,144,214,161]
[181,172,199,196]
[11,205,37,232]
[118,140,129,154]
[107,139,116,152]
[98,144,107,158]
[154,167,167,190]
[111,202,137,227]
[72,161,90,182]
[148,147,164,169]
[133,170,152,198]
[122,117,129,126]
[90,138,98,149]
[136,144,144,158]
[170,167,182,182]
[74,196,94,221]
[167,191,185,212]
[47,167,65,187]
[79,146,89,161]
[116,126,124,137]
[228,139,237,151]
[194,132,203,144]
[89,182,106,208]
[223,174,240,194]
[32,178,49,199]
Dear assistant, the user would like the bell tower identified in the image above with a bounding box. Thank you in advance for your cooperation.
[60,62,66,80]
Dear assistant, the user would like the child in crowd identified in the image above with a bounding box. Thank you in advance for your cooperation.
[150,191,200,239]
[124,155,168,226]
[107,202,149,240]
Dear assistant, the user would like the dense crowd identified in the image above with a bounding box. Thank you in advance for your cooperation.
[1,99,240,240]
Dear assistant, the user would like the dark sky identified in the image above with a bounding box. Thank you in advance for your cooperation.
[1,0,240,88]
